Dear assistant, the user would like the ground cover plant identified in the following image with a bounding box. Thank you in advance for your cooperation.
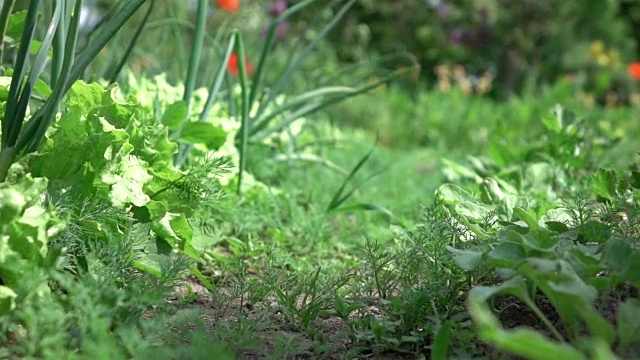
[1,0,640,359]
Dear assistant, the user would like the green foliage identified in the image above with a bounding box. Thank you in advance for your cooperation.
[2,1,640,359]
[302,0,636,97]
[0,0,148,181]
[0,175,60,314]
[439,105,640,358]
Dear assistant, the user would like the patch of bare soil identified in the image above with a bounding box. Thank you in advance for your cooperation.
[162,279,428,359]
[163,279,638,359]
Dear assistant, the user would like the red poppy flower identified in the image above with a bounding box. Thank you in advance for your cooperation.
[227,53,253,76]
[628,62,640,80]
[218,0,240,12]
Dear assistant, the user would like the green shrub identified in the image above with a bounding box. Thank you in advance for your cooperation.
[301,0,636,97]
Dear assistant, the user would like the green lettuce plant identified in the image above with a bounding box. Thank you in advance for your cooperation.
[0,0,149,182]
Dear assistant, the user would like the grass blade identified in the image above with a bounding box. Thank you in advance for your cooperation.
[250,53,419,140]
[252,73,398,140]
[331,203,395,218]
[273,152,349,176]
[326,136,378,212]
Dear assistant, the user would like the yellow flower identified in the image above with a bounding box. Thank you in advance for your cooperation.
[589,40,605,58]
[596,54,610,67]
[477,72,493,94]
[453,65,466,81]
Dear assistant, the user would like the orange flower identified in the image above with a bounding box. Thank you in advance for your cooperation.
[628,62,640,80]
[227,53,253,76]
[218,0,240,12]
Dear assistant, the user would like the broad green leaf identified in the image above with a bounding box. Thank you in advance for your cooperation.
[457,216,491,240]
[104,155,152,207]
[0,286,17,316]
[145,200,167,220]
[542,114,563,134]
[446,246,483,271]
[480,177,504,204]
[488,241,525,268]
[455,201,490,221]
[436,183,476,205]
[515,229,558,253]
[9,205,50,261]
[133,256,164,278]
[591,168,619,199]
[617,298,640,349]
[162,100,187,129]
[441,158,483,183]
[151,212,201,262]
[0,188,26,221]
[189,265,214,291]
[66,81,105,114]
[431,321,451,360]
[5,10,27,39]
[468,300,586,360]
[589,339,618,360]
[514,207,539,229]
[152,212,184,248]
[524,163,555,190]
[546,221,569,233]
[179,121,227,149]
[517,258,613,342]
[630,170,640,189]
[34,78,52,97]
[601,237,640,286]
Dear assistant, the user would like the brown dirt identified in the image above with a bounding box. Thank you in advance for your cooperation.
[164,279,639,359]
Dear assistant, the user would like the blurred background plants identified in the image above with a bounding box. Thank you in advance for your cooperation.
[2,0,640,359]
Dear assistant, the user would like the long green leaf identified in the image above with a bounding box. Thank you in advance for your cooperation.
[235,31,250,197]
[247,0,317,108]
[50,0,69,89]
[273,152,349,176]
[21,0,81,153]
[249,53,419,141]
[1,0,40,150]
[172,0,208,166]
[66,0,147,89]
[0,0,17,62]
[249,0,357,127]
[252,73,398,140]
[108,0,156,85]
[181,0,206,112]
[7,0,62,147]
[21,0,146,153]
[174,33,237,168]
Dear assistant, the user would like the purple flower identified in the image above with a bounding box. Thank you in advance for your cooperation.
[276,21,289,39]
[449,28,465,44]
[436,3,451,20]
[270,0,287,17]
[263,0,289,40]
